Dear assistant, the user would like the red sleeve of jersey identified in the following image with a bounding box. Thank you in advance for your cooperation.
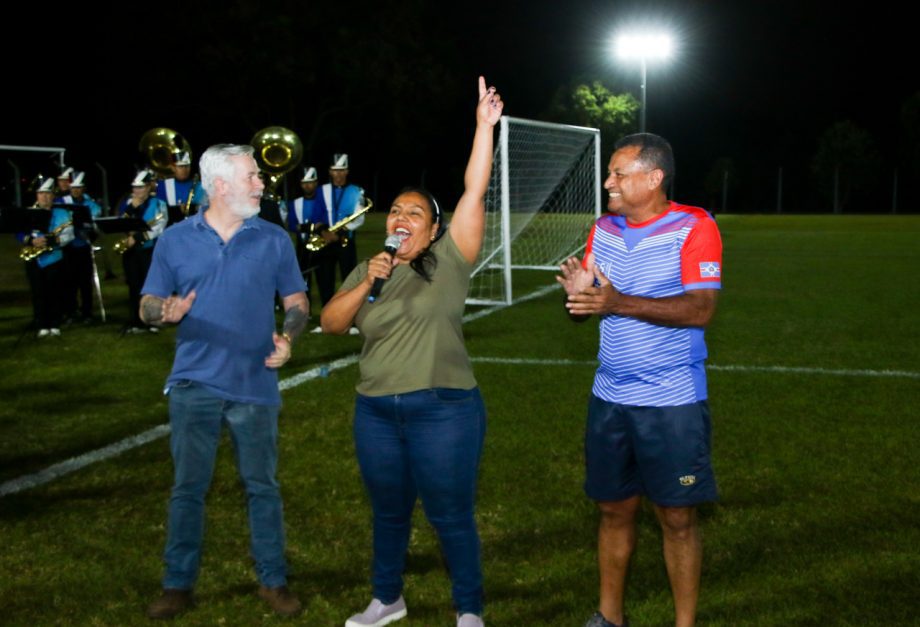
[582,222,598,269]
[681,215,722,288]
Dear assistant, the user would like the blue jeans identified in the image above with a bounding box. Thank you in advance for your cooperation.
[162,381,288,589]
[354,388,487,615]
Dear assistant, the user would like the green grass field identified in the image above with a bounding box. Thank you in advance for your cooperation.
[1,214,918,626]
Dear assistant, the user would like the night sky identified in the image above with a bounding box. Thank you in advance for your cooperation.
[2,0,916,211]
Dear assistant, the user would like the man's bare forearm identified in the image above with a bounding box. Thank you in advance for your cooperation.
[282,295,310,342]
[140,295,165,326]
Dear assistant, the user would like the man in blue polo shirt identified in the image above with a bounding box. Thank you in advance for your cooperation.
[558,133,722,627]
[140,143,309,620]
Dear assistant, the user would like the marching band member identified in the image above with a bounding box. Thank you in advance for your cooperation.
[18,176,74,337]
[118,169,167,333]
[156,150,207,223]
[55,166,74,199]
[61,171,102,322]
[314,153,366,307]
[287,166,320,301]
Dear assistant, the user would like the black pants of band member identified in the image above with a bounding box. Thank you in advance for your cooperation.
[123,246,154,326]
[25,261,64,329]
[315,238,358,305]
[63,244,95,318]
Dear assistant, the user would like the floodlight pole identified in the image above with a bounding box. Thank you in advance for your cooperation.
[614,33,672,134]
[639,57,648,133]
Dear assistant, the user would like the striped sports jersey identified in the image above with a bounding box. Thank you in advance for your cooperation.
[585,201,722,407]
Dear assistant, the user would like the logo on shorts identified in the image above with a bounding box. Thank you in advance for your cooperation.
[679,475,697,486]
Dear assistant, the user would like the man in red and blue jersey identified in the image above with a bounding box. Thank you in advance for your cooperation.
[558,133,722,627]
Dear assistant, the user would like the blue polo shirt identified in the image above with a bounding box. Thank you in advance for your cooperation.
[142,211,306,405]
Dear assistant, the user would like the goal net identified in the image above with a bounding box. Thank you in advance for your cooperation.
[466,116,601,306]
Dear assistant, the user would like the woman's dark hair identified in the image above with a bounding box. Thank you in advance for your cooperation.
[397,186,445,283]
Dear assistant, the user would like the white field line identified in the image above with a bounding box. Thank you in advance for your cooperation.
[5,280,917,497]
[470,357,920,379]
[0,285,557,498]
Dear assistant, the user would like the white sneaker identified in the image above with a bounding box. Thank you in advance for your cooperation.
[37,329,51,338]
[310,325,323,334]
[345,597,407,627]
[49,328,61,337]
[457,613,484,627]
[348,326,361,335]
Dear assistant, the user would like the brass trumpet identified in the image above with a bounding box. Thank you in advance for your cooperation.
[304,199,373,252]
[20,220,73,261]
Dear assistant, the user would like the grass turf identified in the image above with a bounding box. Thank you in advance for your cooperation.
[0,214,918,625]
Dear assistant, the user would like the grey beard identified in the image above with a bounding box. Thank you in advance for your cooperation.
[229,199,260,219]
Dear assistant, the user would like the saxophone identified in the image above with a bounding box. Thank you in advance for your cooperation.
[20,219,73,262]
[113,208,165,255]
[183,175,200,216]
[304,198,373,252]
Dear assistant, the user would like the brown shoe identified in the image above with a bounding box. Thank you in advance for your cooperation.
[258,585,302,617]
[146,588,194,619]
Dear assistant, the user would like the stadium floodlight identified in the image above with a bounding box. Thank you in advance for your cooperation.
[613,31,674,132]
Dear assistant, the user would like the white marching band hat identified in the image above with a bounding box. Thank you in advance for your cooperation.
[330,153,349,170]
[37,176,55,193]
[174,151,192,166]
[132,169,154,187]
[301,166,317,182]
[71,171,86,187]
[57,166,74,180]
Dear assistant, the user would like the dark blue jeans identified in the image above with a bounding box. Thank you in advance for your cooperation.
[354,388,487,615]
[162,381,288,589]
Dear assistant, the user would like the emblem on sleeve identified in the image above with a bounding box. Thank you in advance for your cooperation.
[699,262,720,278]
[679,475,697,486]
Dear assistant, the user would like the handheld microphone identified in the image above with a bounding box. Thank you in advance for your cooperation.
[368,234,404,302]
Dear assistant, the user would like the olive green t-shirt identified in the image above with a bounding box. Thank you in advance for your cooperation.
[341,232,477,396]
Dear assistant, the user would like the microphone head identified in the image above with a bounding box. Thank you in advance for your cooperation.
[383,233,404,253]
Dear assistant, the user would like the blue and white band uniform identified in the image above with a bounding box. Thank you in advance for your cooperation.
[24,208,75,268]
[59,194,102,247]
[118,197,168,248]
[320,184,365,232]
[156,178,208,209]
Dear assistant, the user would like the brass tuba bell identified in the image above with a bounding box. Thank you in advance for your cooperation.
[139,128,192,178]
[250,126,303,198]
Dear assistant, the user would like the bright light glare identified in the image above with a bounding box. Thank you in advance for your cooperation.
[614,33,674,60]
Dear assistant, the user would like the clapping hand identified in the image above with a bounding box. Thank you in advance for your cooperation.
[556,252,598,297]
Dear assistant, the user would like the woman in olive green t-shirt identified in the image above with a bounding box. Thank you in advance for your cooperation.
[321,78,503,627]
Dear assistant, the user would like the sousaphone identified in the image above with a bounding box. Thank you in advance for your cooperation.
[139,128,192,178]
[250,126,303,199]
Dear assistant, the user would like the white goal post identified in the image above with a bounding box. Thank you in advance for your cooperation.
[466,116,602,306]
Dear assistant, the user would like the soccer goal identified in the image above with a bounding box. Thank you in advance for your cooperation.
[466,116,602,306]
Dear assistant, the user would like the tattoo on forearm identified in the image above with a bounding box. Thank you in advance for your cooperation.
[282,305,309,340]
[140,296,165,325]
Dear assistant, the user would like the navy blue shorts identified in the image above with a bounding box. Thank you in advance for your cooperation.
[584,395,718,507]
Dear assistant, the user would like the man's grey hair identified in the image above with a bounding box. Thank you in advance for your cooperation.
[199,144,255,197]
